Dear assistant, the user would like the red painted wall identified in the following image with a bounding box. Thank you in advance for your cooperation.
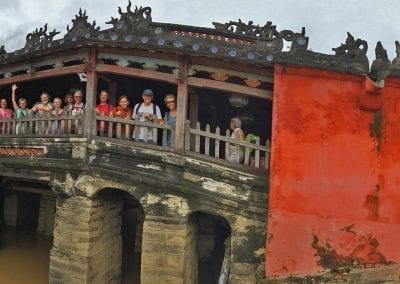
[266,65,400,277]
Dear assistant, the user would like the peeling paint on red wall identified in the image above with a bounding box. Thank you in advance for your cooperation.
[266,65,400,278]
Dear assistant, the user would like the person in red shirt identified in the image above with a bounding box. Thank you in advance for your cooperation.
[112,95,133,138]
[113,95,132,119]
[95,90,114,135]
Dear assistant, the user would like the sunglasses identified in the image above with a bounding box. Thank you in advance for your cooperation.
[166,100,175,104]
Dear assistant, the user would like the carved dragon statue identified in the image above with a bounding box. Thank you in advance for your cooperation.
[25,23,60,48]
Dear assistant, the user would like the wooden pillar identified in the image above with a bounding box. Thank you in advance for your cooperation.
[85,47,98,139]
[174,57,189,154]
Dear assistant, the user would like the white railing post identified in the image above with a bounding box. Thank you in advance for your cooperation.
[195,121,201,153]
[225,129,230,161]
[215,126,220,158]
[205,124,210,156]
[255,136,260,168]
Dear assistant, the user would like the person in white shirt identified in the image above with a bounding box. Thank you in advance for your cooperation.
[71,89,85,116]
[132,89,162,143]
[30,92,53,116]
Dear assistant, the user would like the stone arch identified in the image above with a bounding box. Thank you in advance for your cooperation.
[184,211,232,284]
[72,174,146,201]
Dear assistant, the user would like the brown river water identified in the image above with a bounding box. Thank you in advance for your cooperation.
[0,225,52,284]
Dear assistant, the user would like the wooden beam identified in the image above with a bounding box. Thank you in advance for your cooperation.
[174,57,189,155]
[0,49,89,71]
[85,48,98,139]
[12,186,55,196]
[190,56,274,77]
[188,77,273,100]
[95,64,178,85]
[0,64,86,87]
[190,64,273,83]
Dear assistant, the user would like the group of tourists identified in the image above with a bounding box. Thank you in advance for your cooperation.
[0,84,85,120]
[0,85,177,143]
[95,88,176,145]
[0,84,246,162]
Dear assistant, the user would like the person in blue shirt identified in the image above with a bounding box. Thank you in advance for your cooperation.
[163,94,176,147]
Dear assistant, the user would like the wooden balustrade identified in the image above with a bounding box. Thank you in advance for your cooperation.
[95,116,174,148]
[0,114,84,137]
[185,121,270,170]
[0,112,270,171]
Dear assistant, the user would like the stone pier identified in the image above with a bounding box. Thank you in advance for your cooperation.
[49,195,123,284]
[141,216,187,283]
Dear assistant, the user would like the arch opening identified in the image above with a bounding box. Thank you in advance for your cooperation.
[0,178,55,284]
[185,211,232,284]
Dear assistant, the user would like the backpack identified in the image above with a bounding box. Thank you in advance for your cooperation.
[135,103,157,116]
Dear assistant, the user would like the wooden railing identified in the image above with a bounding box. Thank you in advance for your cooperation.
[0,114,85,137]
[95,116,174,148]
[185,121,270,169]
[0,112,270,171]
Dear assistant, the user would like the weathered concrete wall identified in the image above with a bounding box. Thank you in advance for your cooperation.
[37,194,56,236]
[267,65,400,279]
[230,216,266,283]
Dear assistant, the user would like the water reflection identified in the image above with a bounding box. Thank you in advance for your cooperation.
[0,225,52,284]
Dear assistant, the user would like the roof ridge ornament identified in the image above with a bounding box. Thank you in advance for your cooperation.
[213,19,280,40]
[370,41,390,82]
[106,0,152,34]
[65,8,100,40]
[25,23,60,48]
[388,40,400,76]
[212,19,306,42]
[392,40,400,65]
[332,32,368,57]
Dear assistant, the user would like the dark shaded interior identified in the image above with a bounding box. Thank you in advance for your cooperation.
[0,75,85,108]
[190,212,231,284]
[192,87,272,144]
[121,193,144,284]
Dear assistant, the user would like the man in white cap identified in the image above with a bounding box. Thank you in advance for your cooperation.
[132,89,162,143]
